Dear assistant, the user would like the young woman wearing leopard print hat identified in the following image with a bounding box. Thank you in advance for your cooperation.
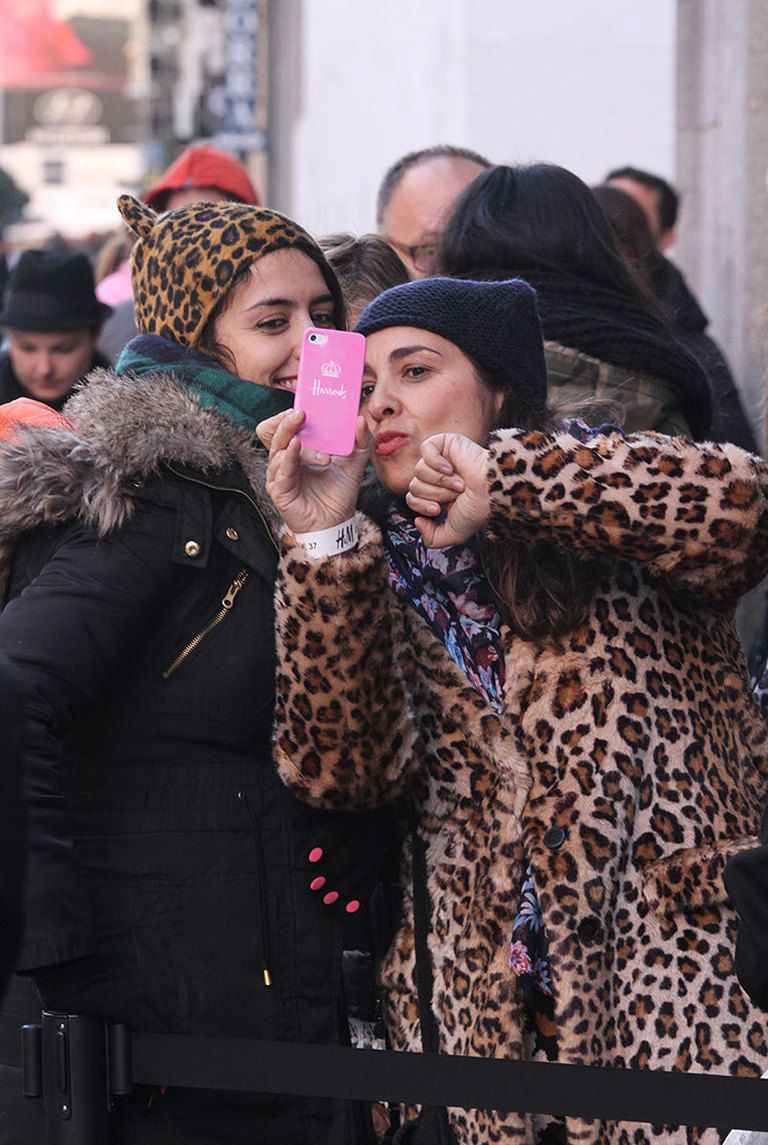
[259,276,768,1145]
[0,195,378,1144]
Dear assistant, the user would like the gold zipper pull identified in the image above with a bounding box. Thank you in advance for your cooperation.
[222,570,248,610]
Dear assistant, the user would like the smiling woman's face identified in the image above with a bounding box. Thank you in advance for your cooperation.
[360,326,502,495]
[212,247,336,388]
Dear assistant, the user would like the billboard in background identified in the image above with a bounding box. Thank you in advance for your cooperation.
[0,0,138,146]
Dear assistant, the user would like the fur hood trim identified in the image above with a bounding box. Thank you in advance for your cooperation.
[0,367,278,553]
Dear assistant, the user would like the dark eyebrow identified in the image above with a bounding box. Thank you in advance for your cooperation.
[18,336,77,347]
[245,297,292,311]
[389,344,442,363]
[363,344,442,374]
[245,292,334,314]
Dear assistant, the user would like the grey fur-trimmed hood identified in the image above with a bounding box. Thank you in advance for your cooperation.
[0,367,279,591]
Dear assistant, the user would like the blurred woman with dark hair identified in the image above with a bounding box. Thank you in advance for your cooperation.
[592,182,757,452]
[437,163,713,439]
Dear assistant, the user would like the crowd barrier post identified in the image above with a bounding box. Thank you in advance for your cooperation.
[5,1011,768,1143]
[23,1012,113,1144]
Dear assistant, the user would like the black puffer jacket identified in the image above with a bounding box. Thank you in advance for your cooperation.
[0,368,372,1144]
[0,659,24,996]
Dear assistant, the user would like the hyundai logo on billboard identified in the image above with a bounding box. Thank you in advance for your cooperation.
[0,3,138,147]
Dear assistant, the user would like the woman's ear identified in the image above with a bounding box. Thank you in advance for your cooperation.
[486,388,507,436]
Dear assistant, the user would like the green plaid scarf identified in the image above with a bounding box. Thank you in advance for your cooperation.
[115,334,294,429]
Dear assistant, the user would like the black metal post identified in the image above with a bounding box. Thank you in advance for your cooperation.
[41,1012,111,1144]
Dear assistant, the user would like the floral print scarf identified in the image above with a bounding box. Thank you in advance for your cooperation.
[384,503,553,1006]
[384,504,506,712]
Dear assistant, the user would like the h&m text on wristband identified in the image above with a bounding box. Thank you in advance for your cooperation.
[294,517,358,559]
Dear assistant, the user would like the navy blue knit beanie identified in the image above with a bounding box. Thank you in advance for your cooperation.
[354,276,548,407]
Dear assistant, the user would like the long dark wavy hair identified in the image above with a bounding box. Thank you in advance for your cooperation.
[473,360,608,642]
[437,162,659,312]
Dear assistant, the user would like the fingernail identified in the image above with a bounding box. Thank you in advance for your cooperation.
[310,876,326,891]
[323,890,339,905]
[308,847,323,863]
[345,900,360,914]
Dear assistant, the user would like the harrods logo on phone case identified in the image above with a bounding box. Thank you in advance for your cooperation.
[312,360,348,399]
[294,329,366,456]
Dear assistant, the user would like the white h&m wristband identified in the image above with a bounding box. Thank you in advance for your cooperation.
[294,517,359,559]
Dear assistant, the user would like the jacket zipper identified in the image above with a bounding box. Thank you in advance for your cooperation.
[162,568,249,679]
[163,461,279,554]
[238,790,273,987]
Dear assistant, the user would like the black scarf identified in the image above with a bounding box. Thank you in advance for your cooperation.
[498,268,713,438]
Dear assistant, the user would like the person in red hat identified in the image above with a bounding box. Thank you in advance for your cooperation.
[142,143,260,211]
[98,145,261,363]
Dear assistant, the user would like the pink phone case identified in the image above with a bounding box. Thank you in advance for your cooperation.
[294,328,366,456]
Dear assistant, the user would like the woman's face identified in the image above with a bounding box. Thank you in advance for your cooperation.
[213,247,336,389]
[361,326,502,495]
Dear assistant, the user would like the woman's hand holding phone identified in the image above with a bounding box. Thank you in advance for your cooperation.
[406,432,490,548]
[258,408,371,535]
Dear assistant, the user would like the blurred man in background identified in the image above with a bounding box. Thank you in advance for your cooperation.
[604,164,757,453]
[376,144,489,276]
[0,249,111,409]
[605,164,679,252]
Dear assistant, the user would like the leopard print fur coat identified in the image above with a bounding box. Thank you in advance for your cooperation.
[272,427,768,1145]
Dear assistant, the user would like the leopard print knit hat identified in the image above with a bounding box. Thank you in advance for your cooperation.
[117,194,345,348]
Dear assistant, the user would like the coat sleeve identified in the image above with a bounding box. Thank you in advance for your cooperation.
[272,515,420,809]
[0,659,25,991]
[0,503,181,970]
[487,427,768,602]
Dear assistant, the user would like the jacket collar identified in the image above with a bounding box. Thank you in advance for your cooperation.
[0,365,279,561]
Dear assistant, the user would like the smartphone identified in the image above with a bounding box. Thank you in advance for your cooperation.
[294,328,366,456]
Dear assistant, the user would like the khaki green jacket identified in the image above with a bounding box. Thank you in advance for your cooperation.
[545,341,692,436]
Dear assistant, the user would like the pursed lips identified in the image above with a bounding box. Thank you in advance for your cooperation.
[375,431,410,456]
